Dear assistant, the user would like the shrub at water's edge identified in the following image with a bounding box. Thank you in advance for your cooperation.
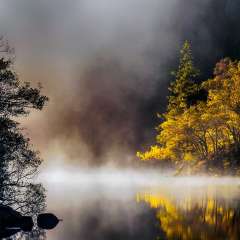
[137,42,240,175]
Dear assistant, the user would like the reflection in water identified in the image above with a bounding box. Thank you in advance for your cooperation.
[137,185,240,240]
[42,172,240,240]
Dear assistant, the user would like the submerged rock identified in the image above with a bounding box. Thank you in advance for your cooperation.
[37,213,61,230]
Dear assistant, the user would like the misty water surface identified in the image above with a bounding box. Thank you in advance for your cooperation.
[39,169,240,240]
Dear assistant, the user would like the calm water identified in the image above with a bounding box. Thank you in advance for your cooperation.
[40,169,240,240]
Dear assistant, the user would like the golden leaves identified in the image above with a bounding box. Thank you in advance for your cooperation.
[137,57,240,173]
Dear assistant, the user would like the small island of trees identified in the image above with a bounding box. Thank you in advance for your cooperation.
[137,41,240,175]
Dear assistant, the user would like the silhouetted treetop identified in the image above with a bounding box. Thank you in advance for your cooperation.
[0,37,48,215]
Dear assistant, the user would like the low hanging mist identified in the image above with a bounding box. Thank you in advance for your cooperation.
[39,168,240,239]
[1,0,240,166]
[2,2,240,240]
[39,167,240,186]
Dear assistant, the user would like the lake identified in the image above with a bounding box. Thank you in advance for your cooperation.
[39,169,240,240]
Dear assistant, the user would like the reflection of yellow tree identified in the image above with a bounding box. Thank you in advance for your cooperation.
[137,190,240,240]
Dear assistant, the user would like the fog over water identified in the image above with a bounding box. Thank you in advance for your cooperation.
[1,1,240,239]
[38,170,240,240]
[39,168,240,186]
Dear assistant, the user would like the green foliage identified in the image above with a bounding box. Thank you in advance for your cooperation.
[168,41,199,115]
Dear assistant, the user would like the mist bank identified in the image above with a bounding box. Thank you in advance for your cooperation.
[38,166,240,187]
[2,0,240,166]
[42,168,240,240]
[41,166,240,240]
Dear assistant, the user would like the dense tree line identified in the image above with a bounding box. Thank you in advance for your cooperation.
[138,42,240,174]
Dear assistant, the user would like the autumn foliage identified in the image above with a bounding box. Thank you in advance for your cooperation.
[137,42,240,174]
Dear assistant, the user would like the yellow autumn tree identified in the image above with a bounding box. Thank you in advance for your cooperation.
[137,49,240,174]
[201,58,240,170]
[137,41,201,171]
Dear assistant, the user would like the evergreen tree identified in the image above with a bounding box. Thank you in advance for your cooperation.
[168,41,199,115]
[137,56,240,174]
